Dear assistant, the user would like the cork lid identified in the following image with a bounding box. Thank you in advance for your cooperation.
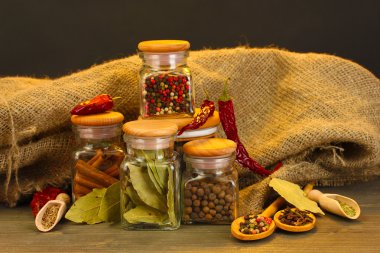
[71,111,124,126]
[138,40,190,53]
[123,120,178,137]
[183,138,237,157]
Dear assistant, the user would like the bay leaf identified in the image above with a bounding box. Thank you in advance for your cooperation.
[124,205,166,224]
[128,163,167,212]
[166,164,177,226]
[269,178,325,215]
[125,186,145,206]
[98,182,120,223]
[65,188,106,224]
[155,162,169,192]
[144,151,165,194]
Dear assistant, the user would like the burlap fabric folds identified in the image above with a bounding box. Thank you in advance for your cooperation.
[1,48,379,214]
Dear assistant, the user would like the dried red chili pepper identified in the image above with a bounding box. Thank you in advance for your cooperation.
[218,79,279,176]
[70,94,114,115]
[30,187,64,216]
[177,92,215,136]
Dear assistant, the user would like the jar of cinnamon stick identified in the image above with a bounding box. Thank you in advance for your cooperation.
[71,111,125,201]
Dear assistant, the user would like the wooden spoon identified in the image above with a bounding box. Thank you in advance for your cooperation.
[231,196,285,240]
[231,183,314,240]
[35,193,71,232]
[307,189,360,219]
[274,208,316,232]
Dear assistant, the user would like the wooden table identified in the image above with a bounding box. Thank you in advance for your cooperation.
[1,178,379,253]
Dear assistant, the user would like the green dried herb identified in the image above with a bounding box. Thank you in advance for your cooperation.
[124,205,166,224]
[338,200,356,217]
[129,163,167,212]
[65,182,120,224]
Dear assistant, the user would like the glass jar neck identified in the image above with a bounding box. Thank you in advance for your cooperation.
[74,124,122,147]
[124,134,175,159]
[139,51,188,70]
[184,154,235,173]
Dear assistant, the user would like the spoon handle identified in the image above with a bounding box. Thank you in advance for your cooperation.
[261,197,285,217]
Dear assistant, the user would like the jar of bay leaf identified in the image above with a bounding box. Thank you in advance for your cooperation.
[71,112,125,201]
[182,138,238,224]
[138,40,195,119]
[121,120,180,230]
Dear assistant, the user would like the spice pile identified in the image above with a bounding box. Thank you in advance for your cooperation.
[338,200,356,217]
[239,214,272,235]
[142,74,192,116]
[277,207,313,226]
[183,179,236,223]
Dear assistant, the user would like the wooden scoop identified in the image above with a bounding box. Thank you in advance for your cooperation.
[35,193,71,232]
[307,189,360,219]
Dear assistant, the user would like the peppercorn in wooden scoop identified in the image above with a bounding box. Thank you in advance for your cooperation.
[231,196,284,240]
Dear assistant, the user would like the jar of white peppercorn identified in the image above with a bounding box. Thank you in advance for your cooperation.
[182,138,238,224]
[138,40,195,119]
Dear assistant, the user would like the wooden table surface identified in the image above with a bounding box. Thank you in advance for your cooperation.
[1,178,379,253]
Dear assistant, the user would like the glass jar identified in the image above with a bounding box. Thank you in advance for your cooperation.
[121,120,180,230]
[138,40,195,119]
[182,138,238,224]
[71,111,125,201]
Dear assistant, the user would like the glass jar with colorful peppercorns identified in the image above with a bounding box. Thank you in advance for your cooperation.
[138,40,195,119]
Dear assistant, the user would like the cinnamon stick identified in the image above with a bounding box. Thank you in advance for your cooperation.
[75,160,118,187]
[73,183,92,195]
[104,165,119,178]
[87,149,103,165]
[74,173,104,189]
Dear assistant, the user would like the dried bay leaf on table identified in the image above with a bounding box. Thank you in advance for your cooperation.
[124,205,166,224]
[65,182,121,224]
[65,188,106,224]
[269,178,325,215]
[129,163,167,212]
[98,182,121,223]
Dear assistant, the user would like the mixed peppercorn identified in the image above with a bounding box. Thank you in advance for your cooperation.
[142,73,193,116]
[239,214,273,234]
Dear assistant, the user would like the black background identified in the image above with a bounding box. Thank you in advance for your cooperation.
[0,0,379,78]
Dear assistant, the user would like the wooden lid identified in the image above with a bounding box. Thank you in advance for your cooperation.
[138,40,190,53]
[123,120,178,137]
[71,111,124,126]
[183,138,237,157]
[138,109,220,130]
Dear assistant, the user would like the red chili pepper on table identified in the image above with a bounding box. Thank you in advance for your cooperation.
[70,94,114,115]
[218,79,281,176]
[29,187,65,216]
[177,91,215,136]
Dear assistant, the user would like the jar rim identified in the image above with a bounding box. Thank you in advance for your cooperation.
[184,153,235,170]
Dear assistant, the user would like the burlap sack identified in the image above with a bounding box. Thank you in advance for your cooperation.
[1,48,379,215]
